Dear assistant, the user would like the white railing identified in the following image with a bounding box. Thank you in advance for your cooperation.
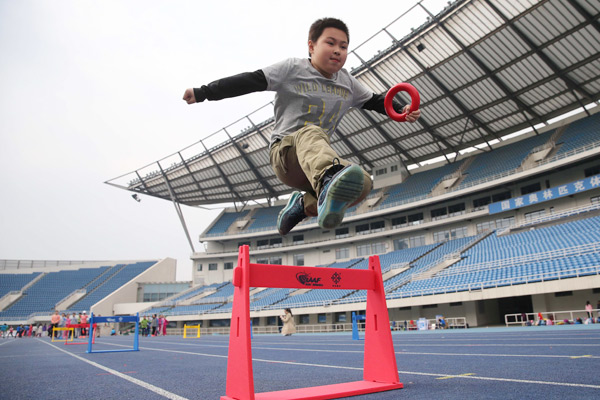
[410,255,452,282]
[388,264,600,300]
[505,308,598,327]
[530,141,555,154]
[382,261,409,274]
[166,317,467,336]
[513,203,600,229]
[54,289,86,309]
[188,297,226,305]
[435,242,600,278]
[537,140,600,167]
[0,260,108,270]
[454,166,525,191]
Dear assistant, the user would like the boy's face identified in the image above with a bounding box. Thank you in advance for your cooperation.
[309,27,348,78]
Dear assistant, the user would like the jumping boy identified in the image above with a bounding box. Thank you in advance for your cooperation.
[183,18,421,235]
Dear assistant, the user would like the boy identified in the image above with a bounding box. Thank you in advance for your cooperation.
[183,18,420,235]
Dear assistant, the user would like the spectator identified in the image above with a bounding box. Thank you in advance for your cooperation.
[140,316,149,337]
[59,313,67,339]
[438,317,446,329]
[50,310,60,338]
[151,314,158,336]
[80,312,88,336]
[585,301,593,319]
[280,309,296,336]
[157,315,164,336]
[162,315,168,336]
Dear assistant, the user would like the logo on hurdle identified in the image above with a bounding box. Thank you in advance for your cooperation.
[296,272,323,287]
[331,272,342,287]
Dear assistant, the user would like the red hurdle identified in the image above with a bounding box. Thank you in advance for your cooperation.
[221,245,403,400]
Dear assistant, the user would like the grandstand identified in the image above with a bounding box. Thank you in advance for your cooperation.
[108,0,600,331]
[0,259,176,324]
[4,0,599,332]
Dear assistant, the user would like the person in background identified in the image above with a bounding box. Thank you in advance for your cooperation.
[140,316,149,337]
[80,312,88,336]
[50,310,60,338]
[162,315,168,336]
[151,314,158,336]
[585,301,593,319]
[157,315,164,336]
[280,308,296,336]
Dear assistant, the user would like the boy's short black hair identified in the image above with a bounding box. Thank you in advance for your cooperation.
[308,18,349,56]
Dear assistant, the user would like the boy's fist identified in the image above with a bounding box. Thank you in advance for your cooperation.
[183,88,196,104]
[403,105,421,123]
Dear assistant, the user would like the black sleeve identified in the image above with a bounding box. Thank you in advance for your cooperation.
[193,70,268,102]
[361,93,405,115]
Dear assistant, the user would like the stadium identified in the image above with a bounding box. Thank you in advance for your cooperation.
[2,0,600,399]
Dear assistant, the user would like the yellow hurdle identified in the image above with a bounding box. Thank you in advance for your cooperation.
[51,327,74,342]
[183,324,201,339]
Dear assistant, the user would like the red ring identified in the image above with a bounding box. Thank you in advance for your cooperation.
[384,83,420,122]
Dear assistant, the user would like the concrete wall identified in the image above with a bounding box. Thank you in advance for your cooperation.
[92,258,176,316]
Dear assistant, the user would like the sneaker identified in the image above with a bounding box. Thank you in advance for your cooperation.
[317,160,364,229]
[277,191,307,235]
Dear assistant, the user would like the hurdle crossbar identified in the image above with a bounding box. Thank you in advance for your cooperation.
[64,323,96,345]
[221,245,402,400]
[52,327,74,342]
[86,313,139,354]
[183,324,201,338]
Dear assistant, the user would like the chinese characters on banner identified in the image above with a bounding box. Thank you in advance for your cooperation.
[488,174,600,215]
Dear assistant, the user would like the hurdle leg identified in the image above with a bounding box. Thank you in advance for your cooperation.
[222,245,254,400]
[363,256,401,385]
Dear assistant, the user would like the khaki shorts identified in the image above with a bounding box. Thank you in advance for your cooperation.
[270,125,372,217]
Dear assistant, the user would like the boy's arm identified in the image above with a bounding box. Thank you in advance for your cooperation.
[361,93,421,123]
[183,70,268,104]
[361,93,405,115]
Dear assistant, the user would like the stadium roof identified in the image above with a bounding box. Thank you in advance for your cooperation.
[107,0,600,208]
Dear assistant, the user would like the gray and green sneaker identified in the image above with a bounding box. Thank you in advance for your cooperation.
[277,191,307,235]
[317,161,364,229]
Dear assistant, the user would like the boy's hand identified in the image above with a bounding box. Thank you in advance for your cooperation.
[183,88,196,104]
[402,105,421,123]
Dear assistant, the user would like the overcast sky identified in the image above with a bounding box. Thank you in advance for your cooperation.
[0,0,449,280]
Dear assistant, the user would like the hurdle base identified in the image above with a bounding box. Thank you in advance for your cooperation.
[220,380,403,400]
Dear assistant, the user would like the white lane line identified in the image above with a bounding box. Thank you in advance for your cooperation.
[37,339,189,400]
[142,338,600,348]
[125,343,600,390]
[130,339,600,359]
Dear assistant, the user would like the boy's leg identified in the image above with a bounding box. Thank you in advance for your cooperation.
[270,125,372,230]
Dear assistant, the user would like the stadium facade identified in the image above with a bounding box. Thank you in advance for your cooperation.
[186,108,600,329]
